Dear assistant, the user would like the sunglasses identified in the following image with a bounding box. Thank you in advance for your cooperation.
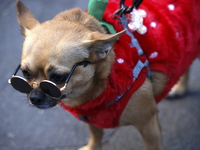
[8,61,91,99]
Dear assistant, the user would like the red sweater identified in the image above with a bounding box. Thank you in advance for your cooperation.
[59,32,148,128]
[59,0,200,128]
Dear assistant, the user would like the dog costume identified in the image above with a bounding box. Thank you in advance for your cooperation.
[59,0,200,128]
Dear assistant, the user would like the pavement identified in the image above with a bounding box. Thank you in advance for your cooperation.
[0,0,200,150]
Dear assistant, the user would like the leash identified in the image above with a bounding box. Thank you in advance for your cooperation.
[115,0,143,16]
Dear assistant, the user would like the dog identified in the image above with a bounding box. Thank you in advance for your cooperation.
[10,0,200,150]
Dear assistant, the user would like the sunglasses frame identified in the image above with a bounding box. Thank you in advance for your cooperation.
[8,61,91,98]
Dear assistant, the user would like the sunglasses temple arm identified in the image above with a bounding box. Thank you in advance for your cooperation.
[65,64,77,84]
[13,64,21,76]
[8,64,21,84]
[65,61,90,84]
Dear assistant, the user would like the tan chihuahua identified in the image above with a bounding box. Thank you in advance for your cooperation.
[10,1,200,150]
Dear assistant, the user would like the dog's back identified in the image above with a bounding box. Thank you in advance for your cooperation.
[92,0,200,102]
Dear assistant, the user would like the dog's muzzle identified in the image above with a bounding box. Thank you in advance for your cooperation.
[29,88,58,109]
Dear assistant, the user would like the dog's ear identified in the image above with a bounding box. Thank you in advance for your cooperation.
[16,0,40,36]
[85,30,126,60]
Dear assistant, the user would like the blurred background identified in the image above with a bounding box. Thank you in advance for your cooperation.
[0,0,200,150]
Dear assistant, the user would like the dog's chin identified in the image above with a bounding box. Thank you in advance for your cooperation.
[35,100,58,109]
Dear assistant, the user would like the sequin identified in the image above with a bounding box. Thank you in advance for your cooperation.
[117,58,124,64]
[128,9,147,34]
[175,32,180,38]
[150,22,157,28]
[168,4,175,11]
[137,25,147,34]
[149,52,158,59]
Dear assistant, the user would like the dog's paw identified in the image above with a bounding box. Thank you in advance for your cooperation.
[78,146,88,150]
[167,85,187,99]
[78,145,101,150]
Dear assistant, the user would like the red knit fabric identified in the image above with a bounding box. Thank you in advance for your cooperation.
[59,0,200,128]
[103,0,200,103]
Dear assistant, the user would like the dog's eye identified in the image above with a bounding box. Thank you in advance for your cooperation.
[22,70,33,80]
[50,73,68,84]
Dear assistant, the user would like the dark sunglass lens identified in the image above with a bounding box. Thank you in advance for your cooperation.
[40,82,61,98]
[10,77,32,94]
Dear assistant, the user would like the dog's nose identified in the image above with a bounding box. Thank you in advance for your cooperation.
[29,88,46,106]
[28,88,58,109]
[30,96,43,105]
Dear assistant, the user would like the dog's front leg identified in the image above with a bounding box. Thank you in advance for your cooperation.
[79,124,103,150]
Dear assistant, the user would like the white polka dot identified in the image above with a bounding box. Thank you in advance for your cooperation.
[149,52,158,59]
[168,4,175,11]
[117,58,124,64]
[150,22,157,28]
[175,32,180,38]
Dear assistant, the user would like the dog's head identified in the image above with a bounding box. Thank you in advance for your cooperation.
[13,1,125,109]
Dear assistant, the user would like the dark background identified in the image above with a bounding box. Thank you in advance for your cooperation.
[0,0,200,149]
